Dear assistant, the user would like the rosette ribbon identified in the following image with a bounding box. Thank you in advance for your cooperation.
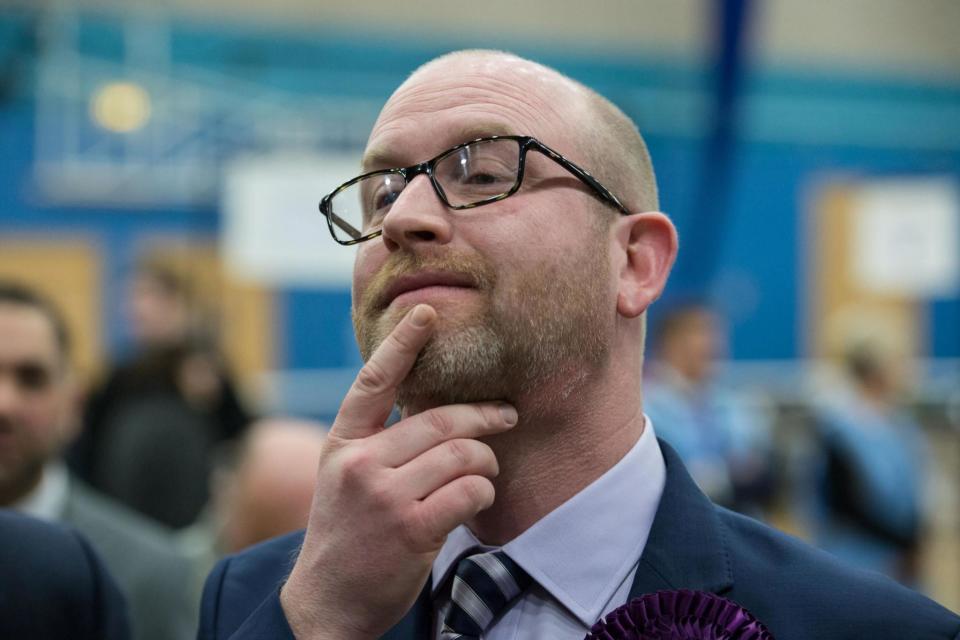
[585,590,775,640]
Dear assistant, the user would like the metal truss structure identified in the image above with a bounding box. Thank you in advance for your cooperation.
[29,0,380,207]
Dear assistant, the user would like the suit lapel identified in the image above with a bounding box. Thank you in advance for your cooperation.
[379,582,432,640]
[629,440,734,599]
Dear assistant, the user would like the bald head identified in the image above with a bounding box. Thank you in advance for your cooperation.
[402,49,658,214]
[216,418,326,553]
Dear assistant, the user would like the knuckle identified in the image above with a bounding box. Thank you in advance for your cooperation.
[339,446,374,479]
[354,359,389,395]
[400,507,435,550]
[366,480,394,511]
[424,410,454,439]
[445,439,472,468]
[338,447,396,510]
[386,326,416,354]
[462,476,494,508]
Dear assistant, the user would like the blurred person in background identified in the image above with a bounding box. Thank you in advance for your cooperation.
[0,280,196,640]
[810,339,930,585]
[644,300,774,515]
[179,416,327,595]
[0,509,131,640]
[68,258,252,528]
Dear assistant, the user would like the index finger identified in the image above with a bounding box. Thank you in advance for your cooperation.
[332,304,437,440]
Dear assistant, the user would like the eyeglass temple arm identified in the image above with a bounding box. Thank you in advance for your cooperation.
[330,210,362,240]
[531,141,632,216]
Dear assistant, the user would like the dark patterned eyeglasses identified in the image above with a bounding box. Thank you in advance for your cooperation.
[319,135,631,246]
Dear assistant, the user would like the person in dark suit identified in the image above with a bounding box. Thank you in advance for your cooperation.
[0,509,130,640]
[198,50,960,639]
[199,443,959,639]
[0,282,197,640]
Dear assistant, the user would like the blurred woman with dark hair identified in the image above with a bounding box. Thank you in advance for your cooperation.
[68,259,252,529]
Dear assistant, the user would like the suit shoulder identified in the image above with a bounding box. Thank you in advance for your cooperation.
[0,511,131,640]
[1,510,90,585]
[199,530,305,639]
[217,529,305,585]
[716,508,960,639]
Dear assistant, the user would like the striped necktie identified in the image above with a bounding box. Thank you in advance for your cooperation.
[440,550,532,639]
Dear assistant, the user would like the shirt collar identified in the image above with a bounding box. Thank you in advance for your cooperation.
[12,461,70,521]
[432,417,666,626]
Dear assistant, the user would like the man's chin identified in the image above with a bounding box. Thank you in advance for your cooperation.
[394,323,508,409]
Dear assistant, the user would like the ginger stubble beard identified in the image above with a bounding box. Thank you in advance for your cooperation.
[353,240,612,414]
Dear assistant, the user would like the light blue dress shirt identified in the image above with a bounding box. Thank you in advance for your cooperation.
[431,418,666,639]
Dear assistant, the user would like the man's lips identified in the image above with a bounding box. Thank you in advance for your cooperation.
[379,271,478,309]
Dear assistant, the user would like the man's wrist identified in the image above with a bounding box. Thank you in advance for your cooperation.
[279,578,378,640]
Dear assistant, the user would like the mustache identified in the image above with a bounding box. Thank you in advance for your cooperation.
[361,251,497,313]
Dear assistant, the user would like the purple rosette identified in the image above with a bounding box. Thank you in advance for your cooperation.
[585,590,775,640]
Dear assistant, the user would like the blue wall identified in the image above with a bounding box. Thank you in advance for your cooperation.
[1,12,958,368]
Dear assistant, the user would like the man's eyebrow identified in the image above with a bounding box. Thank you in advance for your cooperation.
[361,123,517,171]
[451,122,515,144]
[361,146,402,172]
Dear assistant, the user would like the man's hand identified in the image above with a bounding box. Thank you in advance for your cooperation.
[280,304,517,639]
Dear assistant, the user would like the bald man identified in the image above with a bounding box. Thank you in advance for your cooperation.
[198,50,959,639]
[217,419,327,553]
[181,419,326,601]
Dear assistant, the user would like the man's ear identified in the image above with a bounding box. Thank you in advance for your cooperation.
[614,212,678,318]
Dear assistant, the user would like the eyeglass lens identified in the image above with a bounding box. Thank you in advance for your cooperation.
[328,138,522,242]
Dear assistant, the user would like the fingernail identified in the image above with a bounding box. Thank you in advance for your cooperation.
[499,404,518,426]
[410,305,432,327]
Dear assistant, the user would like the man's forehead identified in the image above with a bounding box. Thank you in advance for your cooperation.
[0,304,60,363]
[362,121,515,170]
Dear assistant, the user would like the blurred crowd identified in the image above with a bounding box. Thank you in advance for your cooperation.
[643,299,946,590]
[0,268,327,640]
[0,272,955,638]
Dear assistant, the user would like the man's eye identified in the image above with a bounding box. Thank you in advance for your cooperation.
[464,171,501,185]
[373,189,401,210]
[460,163,514,186]
[362,187,401,229]
[16,364,51,391]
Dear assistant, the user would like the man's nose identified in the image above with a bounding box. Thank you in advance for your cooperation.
[0,377,19,416]
[380,174,453,251]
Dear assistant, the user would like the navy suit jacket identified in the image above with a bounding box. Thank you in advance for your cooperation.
[198,442,960,639]
[0,509,131,640]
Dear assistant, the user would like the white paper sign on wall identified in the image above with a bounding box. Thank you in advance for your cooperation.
[221,152,360,287]
[851,177,959,298]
